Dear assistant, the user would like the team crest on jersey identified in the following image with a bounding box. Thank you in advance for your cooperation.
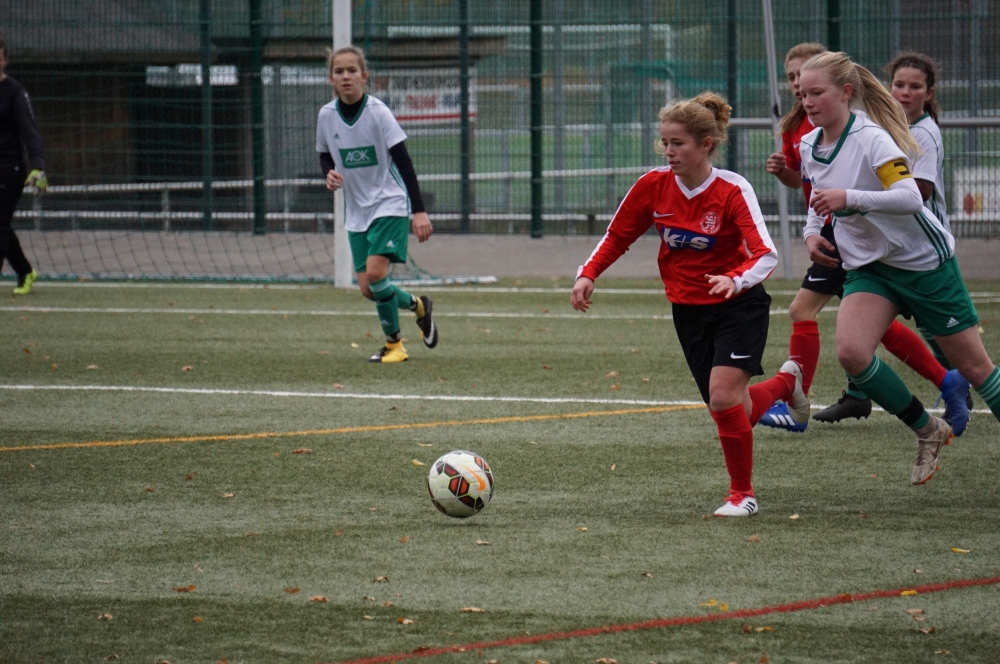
[699,211,720,234]
[657,226,716,251]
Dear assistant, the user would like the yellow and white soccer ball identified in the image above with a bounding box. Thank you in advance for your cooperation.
[426,450,494,518]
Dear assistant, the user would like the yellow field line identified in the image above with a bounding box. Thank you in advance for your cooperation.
[0,404,705,453]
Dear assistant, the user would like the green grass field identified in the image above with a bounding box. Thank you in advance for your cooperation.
[3,278,1000,663]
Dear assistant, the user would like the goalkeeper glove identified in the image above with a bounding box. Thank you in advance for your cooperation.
[25,169,48,195]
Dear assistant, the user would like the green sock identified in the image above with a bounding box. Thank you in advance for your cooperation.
[395,286,415,311]
[851,356,929,429]
[974,366,1000,422]
[845,373,868,400]
[917,325,953,370]
[369,277,400,338]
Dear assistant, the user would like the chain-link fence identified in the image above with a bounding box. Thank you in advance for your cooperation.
[4,0,1000,280]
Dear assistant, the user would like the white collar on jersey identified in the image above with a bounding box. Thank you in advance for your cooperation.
[674,167,719,200]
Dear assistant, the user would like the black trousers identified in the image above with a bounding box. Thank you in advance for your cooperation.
[0,165,33,277]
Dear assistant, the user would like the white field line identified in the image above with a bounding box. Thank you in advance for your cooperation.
[0,305,818,320]
[0,383,987,414]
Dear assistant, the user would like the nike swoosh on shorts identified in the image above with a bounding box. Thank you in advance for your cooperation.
[731,353,751,360]
[807,276,827,281]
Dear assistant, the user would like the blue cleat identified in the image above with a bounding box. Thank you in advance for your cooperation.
[938,369,971,436]
[758,401,809,433]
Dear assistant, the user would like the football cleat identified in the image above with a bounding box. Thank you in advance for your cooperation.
[942,391,974,429]
[911,415,953,485]
[12,269,37,295]
[714,493,759,517]
[937,369,971,436]
[369,341,408,363]
[415,295,438,348]
[813,391,872,422]
[758,401,807,433]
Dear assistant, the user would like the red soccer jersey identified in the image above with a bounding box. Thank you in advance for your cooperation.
[578,167,777,306]
[781,114,815,207]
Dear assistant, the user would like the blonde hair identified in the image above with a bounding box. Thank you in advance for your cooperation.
[327,45,368,77]
[779,42,828,135]
[801,51,920,158]
[885,51,942,123]
[657,92,731,157]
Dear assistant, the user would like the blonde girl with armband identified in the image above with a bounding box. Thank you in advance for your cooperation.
[798,51,998,485]
[572,93,810,517]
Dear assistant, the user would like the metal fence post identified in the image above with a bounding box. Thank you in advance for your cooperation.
[530,0,543,238]
[250,0,267,235]
[333,0,354,288]
[200,0,213,230]
[459,0,472,233]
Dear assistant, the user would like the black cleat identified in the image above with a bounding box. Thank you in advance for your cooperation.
[415,295,438,348]
[813,391,872,422]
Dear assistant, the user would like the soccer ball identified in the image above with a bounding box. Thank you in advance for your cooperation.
[426,450,494,518]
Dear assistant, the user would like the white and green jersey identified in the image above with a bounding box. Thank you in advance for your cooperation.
[909,112,949,232]
[316,93,410,232]
[800,112,954,272]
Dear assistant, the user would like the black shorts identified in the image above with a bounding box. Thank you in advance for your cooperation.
[801,222,848,297]
[671,284,771,404]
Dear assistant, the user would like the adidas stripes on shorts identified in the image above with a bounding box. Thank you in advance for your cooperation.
[671,284,771,404]
[842,255,978,337]
[348,215,410,273]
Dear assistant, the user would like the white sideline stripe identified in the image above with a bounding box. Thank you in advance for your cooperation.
[0,384,990,414]
[0,384,701,406]
[0,305,817,320]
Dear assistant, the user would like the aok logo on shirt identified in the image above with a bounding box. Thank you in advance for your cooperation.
[339,146,378,169]
[657,226,717,251]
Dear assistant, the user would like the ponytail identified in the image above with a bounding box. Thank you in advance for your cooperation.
[802,51,920,160]
[779,100,807,136]
[886,51,942,123]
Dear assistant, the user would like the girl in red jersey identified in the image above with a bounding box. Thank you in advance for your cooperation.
[571,93,809,517]
[760,43,968,433]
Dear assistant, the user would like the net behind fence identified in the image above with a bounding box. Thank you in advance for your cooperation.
[4,0,1000,281]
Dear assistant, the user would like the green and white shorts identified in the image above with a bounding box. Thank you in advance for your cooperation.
[348,216,410,273]
[842,256,978,337]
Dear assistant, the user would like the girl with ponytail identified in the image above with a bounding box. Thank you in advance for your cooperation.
[572,93,809,518]
[798,51,1000,486]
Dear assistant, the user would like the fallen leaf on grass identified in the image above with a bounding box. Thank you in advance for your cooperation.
[609,383,620,390]
[487,660,500,664]
[221,493,234,499]
[759,657,770,664]
[951,547,971,554]
[594,659,618,664]
[605,371,619,378]
[145,487,155,493]
[720,602,729,612]
[398,617,415,624]
[914,569,923,574]
[417,443,433,447]
[333,383,345,389]
[935,649,950,654]
[905,609,926,615]
[284,587,300,594]
[363,615,374,620]
[98,613,113,621]
[789,514,800,520]
[460,607,486,613]
[476,539,490,546]
[642,377,650,382]
[335,529,344,537]
[383,601,395,607]
[576,527,588,531]
[373,576,389,583]
[216,659,229,664]
[106,656,119,661]
[50,364,58,370]
[173,584,196,593]
[699,599,718,607]
[351,343,360,348]
[900,590,918,596]
[755,626,775,632]
[542,365,552,370]
[610,464,617,471]
[181,365,193,372]
[192,616,203,623]
[292,448,313,455]
[411,459,425,466]
[746,534,761,543]
[309,596,328,603]
[87,364,99,370]
[535,660,549,664]
[641,572,653,578]
[363,596,375,601]
[919,627,936,634]
[742,625,753,634]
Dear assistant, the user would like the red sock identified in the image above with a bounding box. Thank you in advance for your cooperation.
[710,404,754,495]
[748,371,796,425]
[789,320,820,394]
[881,320,947,387]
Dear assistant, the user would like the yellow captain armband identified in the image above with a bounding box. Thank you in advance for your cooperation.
[875,159,912,189]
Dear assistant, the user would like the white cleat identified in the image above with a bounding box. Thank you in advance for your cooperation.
[714,493,759,517]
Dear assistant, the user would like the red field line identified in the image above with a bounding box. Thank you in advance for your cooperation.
[332,576,1000,664]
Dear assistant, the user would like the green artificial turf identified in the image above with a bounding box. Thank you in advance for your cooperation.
[2,279,1000,663]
